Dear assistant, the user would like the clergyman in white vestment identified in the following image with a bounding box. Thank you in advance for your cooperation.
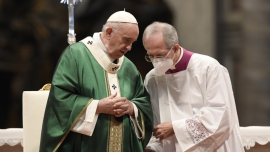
[143,22,244,152]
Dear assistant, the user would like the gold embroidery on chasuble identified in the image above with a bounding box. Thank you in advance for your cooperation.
[106,71,123,152]
[109,116,123,152]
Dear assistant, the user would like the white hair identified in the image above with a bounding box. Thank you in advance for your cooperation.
[143,22,178,49]
[102,22,128,33]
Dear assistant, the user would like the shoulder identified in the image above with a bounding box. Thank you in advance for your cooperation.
[59,42,90,61]
[189,53,221,73]
[68,42,88,56]
[145,69,156,79]
[144,69,156,85]
[121,57,140,75]
[191,53,219,66]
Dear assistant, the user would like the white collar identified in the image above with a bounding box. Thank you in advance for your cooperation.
[93,32,114,62]
[170,47,183,70]
[80,36,124,74]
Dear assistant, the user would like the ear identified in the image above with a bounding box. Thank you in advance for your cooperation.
[105,27,113,40]
[173,44,180,53]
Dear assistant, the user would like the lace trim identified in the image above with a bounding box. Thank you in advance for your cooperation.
[186,115,216,151]
[186,115,210,144]
[0,139,23,147]
[242,137,270,150]
[196,138,215,152]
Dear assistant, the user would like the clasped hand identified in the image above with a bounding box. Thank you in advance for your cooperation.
[96,92,134,117]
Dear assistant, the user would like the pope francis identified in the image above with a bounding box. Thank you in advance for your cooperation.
[39,11,153,152]
[143,22,244,152]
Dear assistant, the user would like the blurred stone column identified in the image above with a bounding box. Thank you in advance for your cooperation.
[165,0,216,57]
[236,0,270,126]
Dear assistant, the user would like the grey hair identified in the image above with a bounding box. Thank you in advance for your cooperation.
[102,22,126,33]
[143,22,178,49]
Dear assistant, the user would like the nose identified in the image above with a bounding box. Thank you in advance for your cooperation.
[126,43,132,51]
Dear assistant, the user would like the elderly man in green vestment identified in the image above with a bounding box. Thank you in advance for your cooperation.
[39,11,153,152]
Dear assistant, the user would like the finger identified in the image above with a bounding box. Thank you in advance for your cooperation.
[113,102,123,108]
[114,113,121,117]
[153,130,161,137]
[155,133,162,139]
[122,109,130,115]
[152,127,158,132]
[115,109,130,117]
[120,104,129,109]
[114,108,125,113]
[114,104,128,110]
[109,92,117,99]
[113,102,126,108]
[115,111,126,117]
[153,132,158,137]
[113,97,127,102]
[123,108,129,113]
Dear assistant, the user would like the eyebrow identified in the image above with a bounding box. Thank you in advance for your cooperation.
[123,37,132,40]
[123,37,137,42]
[147,53,165,57]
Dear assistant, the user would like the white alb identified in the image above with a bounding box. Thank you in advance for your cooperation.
[144,53,244,152]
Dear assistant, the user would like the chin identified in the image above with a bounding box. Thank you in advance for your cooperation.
[118,55,124,58]
[119,52,125,56]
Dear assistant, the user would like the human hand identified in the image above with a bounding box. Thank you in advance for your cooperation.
[96,92,127,115]
[144,149,156,152]
[153,121,174,140]
[113,99,134,117]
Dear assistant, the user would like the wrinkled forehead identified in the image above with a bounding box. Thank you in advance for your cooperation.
[118,23,139,38]
[145,33,166,48]
[144,34,169,55]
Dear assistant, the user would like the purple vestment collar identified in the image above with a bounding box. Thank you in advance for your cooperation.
[165,48,194,74]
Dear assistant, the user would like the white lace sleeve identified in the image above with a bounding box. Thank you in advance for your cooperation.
[186,115,216,151]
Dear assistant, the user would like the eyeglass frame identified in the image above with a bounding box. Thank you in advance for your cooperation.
[145,45,175,62]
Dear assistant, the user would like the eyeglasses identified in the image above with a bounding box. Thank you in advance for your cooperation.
[145,46,174,62]
[145,54,166,62]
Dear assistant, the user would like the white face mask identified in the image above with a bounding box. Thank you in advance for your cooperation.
[153,58,173,74]
[152,47,175,75]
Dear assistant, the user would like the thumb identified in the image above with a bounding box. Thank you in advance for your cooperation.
[109,92,117,99]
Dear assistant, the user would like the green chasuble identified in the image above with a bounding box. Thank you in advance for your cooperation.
[39,37,153,152]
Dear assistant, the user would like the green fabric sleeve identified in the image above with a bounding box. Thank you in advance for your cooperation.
[131,73,153,148]
[40,46,92,152]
